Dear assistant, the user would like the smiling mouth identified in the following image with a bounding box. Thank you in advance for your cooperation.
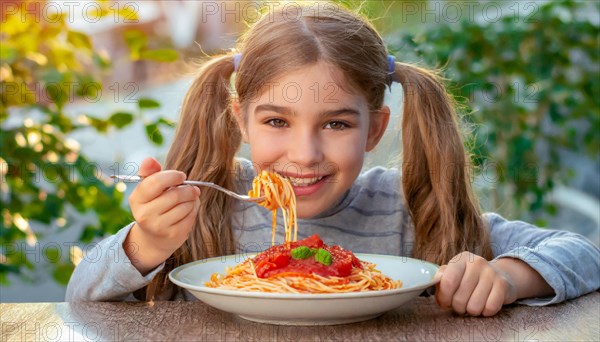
[285,175,326,187]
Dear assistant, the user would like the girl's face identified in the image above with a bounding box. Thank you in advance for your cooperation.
[234,62,389,218]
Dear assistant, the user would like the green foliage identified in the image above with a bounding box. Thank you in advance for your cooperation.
[391,0,599,218]
[0,1,178,285]
[124,29,179,62]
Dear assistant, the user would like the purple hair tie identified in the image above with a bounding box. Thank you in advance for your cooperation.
[233,53,242,71]
[387,54,396,74]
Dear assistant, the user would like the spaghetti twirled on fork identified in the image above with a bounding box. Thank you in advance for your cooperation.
[248,170,298,246]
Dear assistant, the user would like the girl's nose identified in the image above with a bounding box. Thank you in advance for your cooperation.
[287,130,324,167]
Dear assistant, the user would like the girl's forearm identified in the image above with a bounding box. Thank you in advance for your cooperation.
[123,223,171,275]
[493,257,555,301]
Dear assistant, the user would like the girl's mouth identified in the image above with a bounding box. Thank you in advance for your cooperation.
[286,175,325,187]
[283,174,331,197]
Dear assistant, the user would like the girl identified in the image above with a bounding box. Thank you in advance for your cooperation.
[66,3,599,317]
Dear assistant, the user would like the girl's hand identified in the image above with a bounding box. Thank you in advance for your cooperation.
[434,251,518,317]
[124,157,201,274]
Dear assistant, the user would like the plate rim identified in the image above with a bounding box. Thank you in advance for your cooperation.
[168,253,440,299]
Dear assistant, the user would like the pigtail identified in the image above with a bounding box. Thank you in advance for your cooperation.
[145,55,241,301]
[394,62,493,266]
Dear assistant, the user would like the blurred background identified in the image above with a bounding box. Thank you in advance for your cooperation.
[1,0,598,302]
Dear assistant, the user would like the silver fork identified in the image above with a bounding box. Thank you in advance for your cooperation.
[110,175,265,203]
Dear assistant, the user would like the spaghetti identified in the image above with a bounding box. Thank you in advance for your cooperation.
[248,170,297,246]
[205,171,401,293]
[206,234,401,293]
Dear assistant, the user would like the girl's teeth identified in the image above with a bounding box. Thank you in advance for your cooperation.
[287,176,324,187]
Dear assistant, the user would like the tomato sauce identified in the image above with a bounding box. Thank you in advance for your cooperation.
[252,234,363,278]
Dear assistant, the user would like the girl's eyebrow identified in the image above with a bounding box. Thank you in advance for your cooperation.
[254,104,361,118]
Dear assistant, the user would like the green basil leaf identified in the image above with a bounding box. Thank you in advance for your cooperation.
[315,248,332,266]
[291,246,316,259]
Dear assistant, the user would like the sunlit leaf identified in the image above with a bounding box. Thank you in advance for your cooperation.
[124,29,147,60]
[139,49,179,62]
[109,112,134,129]
[0,46,17,63]
[93,52,111,69]
[145,123,163,145]
[67,31,92,51]
[46,84,67,109]
[138,98,160,109]
[87,116,110,133]
[158,118,175,127]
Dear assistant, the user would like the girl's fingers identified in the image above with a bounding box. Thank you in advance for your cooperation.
[137,157,162,177]
[482,278,506,317]
[132,185,199,229]
[436,254,467,308]
[160,200,197,228]
[435,253,512,317]
[434,265,446,306]
[433,265,445,284]
[451,257,485,314]
[171,197,201,230]
[465,266,495,316]
[154,185,200,215]
[135,171,187,203]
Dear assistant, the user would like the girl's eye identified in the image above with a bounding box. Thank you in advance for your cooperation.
[266,119,287,128]
[325,121,350,130]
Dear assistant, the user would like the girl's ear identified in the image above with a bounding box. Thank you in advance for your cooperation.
[231,100,248,143]
[365,106,390,152]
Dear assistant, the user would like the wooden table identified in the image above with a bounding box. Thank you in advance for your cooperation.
[2,292,598,341]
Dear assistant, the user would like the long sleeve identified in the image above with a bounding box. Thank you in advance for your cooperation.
[65,222,165,301]
[486,212,600,306]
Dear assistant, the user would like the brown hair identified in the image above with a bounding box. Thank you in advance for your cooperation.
[144,3,492,300]
[393,63,493,265]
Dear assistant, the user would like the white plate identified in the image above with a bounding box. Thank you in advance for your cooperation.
[169,253,439,325]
